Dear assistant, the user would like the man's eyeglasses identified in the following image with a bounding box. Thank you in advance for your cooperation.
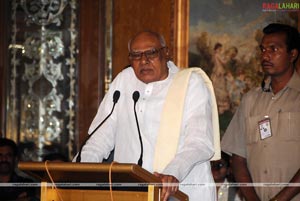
[129,47,166,61]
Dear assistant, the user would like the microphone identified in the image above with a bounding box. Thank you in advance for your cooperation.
[76,90,120,162]
[132,91,143,166]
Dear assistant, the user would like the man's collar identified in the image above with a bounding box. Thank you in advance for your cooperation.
[167,61,179,73]
[261,71,300,93]
[287,71,300,92]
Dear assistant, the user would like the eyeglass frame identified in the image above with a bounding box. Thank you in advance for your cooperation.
[128,47,166,61]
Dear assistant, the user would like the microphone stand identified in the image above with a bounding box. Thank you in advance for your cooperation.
[76,90,120,162]
[132,91,143,166]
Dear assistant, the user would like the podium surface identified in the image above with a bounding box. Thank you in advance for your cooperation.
[19,162,188,201]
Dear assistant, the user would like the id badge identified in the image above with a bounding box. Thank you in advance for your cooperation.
[258,116,272,140]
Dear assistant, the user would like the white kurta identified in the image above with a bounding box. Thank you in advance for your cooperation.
[77,61,216,201]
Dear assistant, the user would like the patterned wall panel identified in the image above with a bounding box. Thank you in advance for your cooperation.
[7,0,78,161]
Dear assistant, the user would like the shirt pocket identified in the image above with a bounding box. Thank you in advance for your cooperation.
[245,115,261,144]
[276,112,300,141]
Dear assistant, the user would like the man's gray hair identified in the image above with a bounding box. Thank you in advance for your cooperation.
[128,30,166,51]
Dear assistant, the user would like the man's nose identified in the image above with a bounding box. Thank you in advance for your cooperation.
[261,51,270,61]
[140,53,149,64]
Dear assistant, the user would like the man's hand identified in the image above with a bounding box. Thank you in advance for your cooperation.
[154,172,179,201]
[232,154,261,201]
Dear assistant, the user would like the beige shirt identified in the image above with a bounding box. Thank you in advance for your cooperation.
[221,72,300,201]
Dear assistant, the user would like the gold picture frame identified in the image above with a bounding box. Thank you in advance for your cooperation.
[172,0,189,68]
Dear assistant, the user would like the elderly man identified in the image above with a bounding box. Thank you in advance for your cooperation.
[74,30,217,201]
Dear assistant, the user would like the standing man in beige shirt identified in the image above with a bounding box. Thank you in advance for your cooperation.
[221,23,300,201]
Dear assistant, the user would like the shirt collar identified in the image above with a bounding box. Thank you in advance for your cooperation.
[167,61,179,74]
[261,71,300,93]
[287,71,300,92]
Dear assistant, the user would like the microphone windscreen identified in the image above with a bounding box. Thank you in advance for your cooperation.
[113,90,121,103]
[132,91,140,102]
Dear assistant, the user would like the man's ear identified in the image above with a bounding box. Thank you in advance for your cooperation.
[128,56,133,66]
[164,47,170,60]
[290,49,299,63]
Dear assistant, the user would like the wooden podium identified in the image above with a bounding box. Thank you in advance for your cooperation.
[19,162,188,201]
